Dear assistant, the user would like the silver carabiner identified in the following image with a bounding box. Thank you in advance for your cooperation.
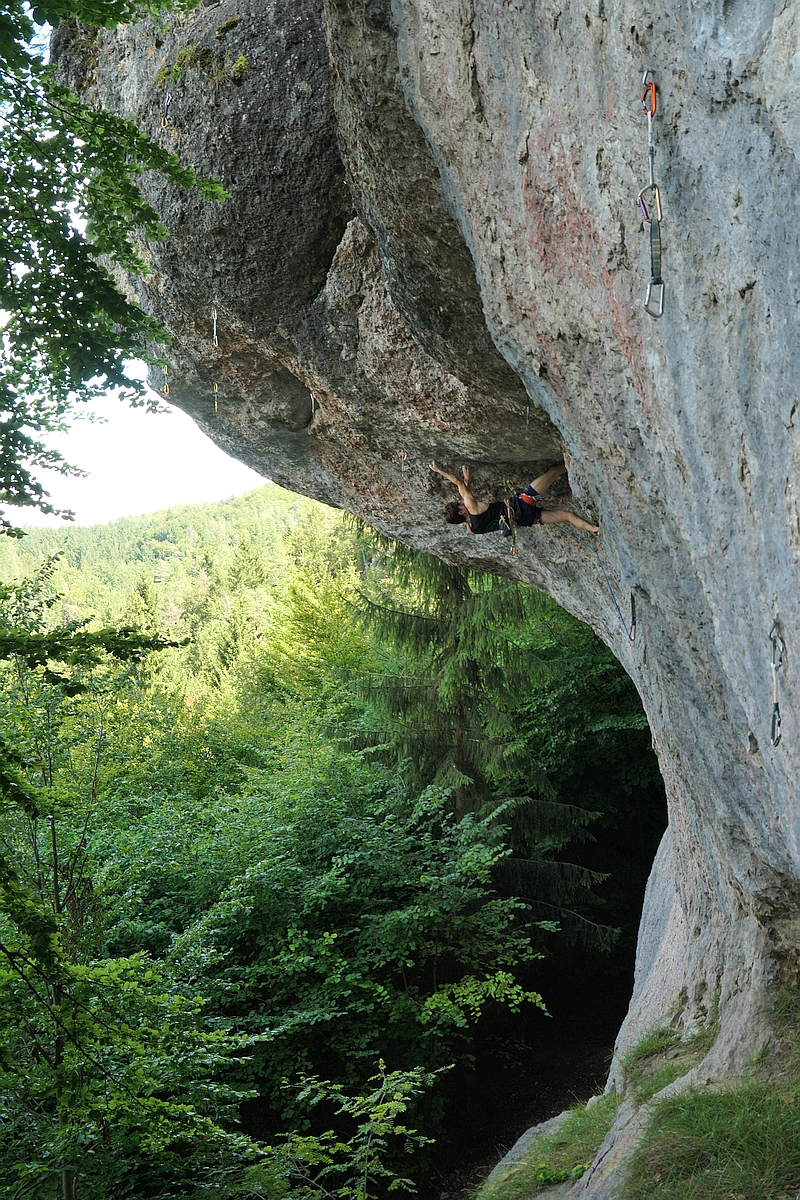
[769,623,785,747]
[644,277,664,319]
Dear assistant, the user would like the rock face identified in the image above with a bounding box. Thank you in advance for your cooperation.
[54,0,800,1192]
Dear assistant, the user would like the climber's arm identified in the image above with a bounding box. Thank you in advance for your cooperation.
[430,461,488,515]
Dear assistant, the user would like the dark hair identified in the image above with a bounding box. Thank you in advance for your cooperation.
[444,501,466,525]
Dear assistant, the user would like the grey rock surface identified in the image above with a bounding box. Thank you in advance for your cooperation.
[484,1111,572,1187]
[53,1,800,1194]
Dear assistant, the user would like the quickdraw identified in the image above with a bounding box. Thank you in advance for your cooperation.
[310,389,317,421]
[161,92,172,130]
[500,501,518,556]
[638,71,664,319]
[769,623,785,747]
[500,487,521,557]
[162,364,170,395]
[400,449,408,476]
[212,306,220,413]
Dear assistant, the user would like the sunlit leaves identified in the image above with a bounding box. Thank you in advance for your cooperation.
[0,0,226,528]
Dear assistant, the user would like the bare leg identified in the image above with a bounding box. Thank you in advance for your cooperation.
[541,509,600,534]
[531,463,567,496]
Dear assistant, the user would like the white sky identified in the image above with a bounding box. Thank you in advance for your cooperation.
[15,363,265,528]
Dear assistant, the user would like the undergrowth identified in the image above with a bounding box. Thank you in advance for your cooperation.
[622,988,800,1199]
[475,1092,619,1200]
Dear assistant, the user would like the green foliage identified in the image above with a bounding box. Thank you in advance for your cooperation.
[0,553,442,1200]
[31,0,198,27]
[169,778,549,1113]
[350,536,624,951]
[475,1092,619,1200]
[0,488,665,1193]
[355,539,555,807]
[0,953,268,1200]
[0,0,226,531]
[277,1063,439,1200]
[231,54,249,80]
[0,485,307,626]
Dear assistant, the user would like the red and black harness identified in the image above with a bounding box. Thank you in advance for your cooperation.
[499,490,541,556]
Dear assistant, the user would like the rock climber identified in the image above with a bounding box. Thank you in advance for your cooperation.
[430,461,600,535]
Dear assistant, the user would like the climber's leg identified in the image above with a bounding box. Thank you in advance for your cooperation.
[541,509,600,534]
[530,463,567,495]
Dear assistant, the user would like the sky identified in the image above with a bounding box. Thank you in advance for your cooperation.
[16,363,265,529]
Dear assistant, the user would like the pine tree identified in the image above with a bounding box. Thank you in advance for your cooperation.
[357,539,553,816]
[356,535,616,950]
[122,571,161,635]
[227,536,267,592]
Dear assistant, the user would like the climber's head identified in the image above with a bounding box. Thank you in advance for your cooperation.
[444,501,467,524]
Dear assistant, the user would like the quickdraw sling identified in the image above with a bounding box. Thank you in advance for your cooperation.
[638,71,664,319]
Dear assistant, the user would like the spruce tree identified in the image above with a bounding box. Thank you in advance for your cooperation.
[356,535,615,949]
[357,539,553,816]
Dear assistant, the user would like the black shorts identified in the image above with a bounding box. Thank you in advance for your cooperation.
[515,486,543,527]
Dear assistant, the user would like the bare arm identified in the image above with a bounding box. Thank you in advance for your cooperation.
[430,462,488,515]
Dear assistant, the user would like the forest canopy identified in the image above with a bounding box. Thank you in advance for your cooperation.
[0,486,665,1198]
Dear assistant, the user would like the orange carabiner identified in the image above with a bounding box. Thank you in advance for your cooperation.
[641,79,656,118]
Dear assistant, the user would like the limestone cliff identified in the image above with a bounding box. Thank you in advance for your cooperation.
[53,1,800,1193]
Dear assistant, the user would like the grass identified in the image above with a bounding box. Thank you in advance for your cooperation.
[621,1019,718,1105]
[475,1092,619,1200]
[621,988,800,1199]
[621,1082,800,1199]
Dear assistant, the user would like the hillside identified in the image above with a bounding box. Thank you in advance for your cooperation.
[0,485,325,623]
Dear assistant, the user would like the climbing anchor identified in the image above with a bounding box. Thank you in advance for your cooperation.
[638,70,664,319]
[769,623,785,747]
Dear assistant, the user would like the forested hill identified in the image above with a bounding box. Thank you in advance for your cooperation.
[0,478,669,1196]
[0,485,322,624]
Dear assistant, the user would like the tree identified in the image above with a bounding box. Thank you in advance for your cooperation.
[0,0,226,531]
[353,536,620,950]
[0,562,270,1200]
[356,539,557,814]
[172,780,551,1120]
